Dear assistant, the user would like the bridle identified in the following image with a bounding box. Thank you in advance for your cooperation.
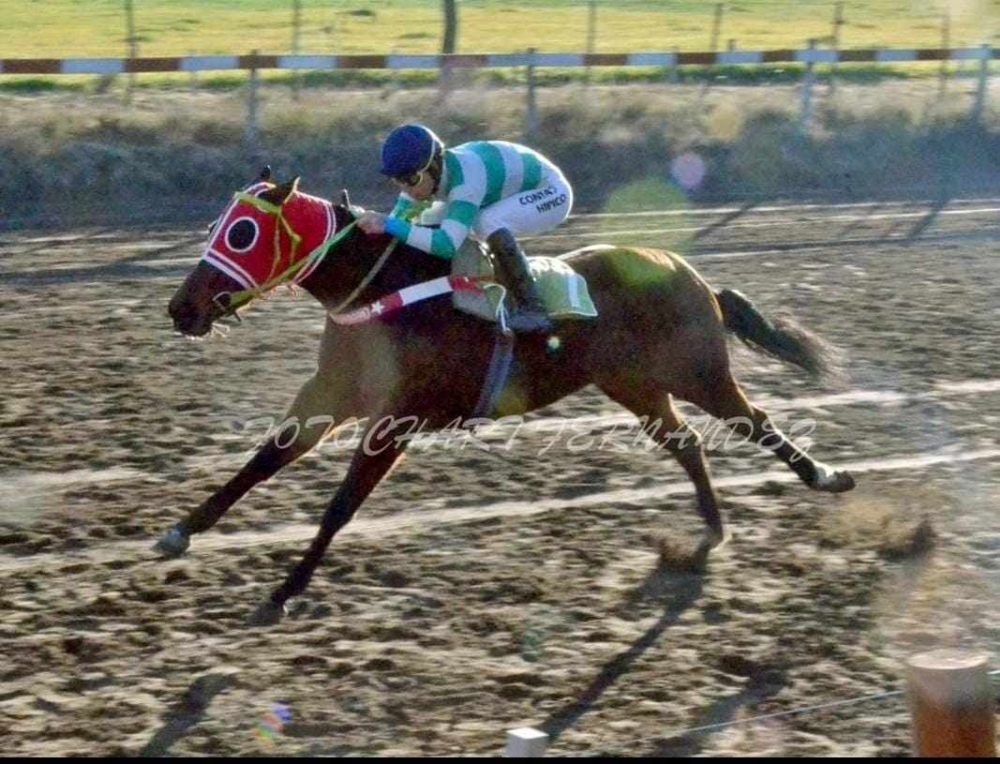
[212,191,396,319]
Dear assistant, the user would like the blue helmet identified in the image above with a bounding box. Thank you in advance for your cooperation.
[379,124,444,178]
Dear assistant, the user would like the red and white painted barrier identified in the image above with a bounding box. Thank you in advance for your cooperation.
[0,46,995,75]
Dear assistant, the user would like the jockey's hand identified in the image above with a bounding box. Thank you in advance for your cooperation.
[357,211,387,235]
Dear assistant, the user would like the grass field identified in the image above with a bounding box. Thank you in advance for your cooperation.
[2,0,999,58]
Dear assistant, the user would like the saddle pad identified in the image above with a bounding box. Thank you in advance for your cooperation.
[451,240,599,324]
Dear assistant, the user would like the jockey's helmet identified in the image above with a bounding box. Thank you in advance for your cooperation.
[380,124,444,179]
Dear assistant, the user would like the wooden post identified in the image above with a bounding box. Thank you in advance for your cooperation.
[971,44,991,124]
[709,3,724,52]
[584,0,597,85]
[505,727,548,757]
[907,650,996,757]
[939,13,950,96]
[246,51,260,157]
[525,48,538,143]
[668,45,679,84]
[291,0,302,100]
[124,0,137,102]
[188,50,198,92]
[800,38,817,131]
[439,0,458,96]
[828,1,843,94]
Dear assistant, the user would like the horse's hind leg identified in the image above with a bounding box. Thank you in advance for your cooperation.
[598,382,727,555]
[691,376,855,493]
[154,373,350,557]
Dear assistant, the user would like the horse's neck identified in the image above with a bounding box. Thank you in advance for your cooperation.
[299,207,450,312]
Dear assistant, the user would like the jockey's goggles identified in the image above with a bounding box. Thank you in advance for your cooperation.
[392,171,424,189]
[390,149,440,189]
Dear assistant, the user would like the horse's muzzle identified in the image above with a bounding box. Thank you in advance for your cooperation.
[168,291,216,337]
[168,262,236,337]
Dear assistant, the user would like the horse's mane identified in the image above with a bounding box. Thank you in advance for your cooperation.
[334,204,454,286]
[306,205,456,321]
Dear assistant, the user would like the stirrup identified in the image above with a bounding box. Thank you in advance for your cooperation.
[505,307,553,333]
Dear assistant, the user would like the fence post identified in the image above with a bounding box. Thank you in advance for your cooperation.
[188,50,198,92]
[828,1,843,94]
[291,0,302,100]
[709,3,724,52]
[668,45,680,84]
[939,13,951,95]
[584,0,597,85]
[800,38,816,131]
[971,44,991,124]
[123,0,137,102]
[246,51,260,157]
[439,0,458,96]
[524,48,538,142]
[439,55,454,101]
[907,649,996,757]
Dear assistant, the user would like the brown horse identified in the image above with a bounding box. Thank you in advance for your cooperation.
[160,174,855,626]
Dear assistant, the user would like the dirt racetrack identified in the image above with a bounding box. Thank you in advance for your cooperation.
[2,197,999,756]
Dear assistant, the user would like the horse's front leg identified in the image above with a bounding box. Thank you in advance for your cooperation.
[249,414,409,626]
[154,373,353,558]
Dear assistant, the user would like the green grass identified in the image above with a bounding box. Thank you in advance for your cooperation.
[3,1,997,94]
[2,0,999,58]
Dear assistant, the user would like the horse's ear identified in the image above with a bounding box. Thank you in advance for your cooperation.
[259,165,272,182]
[261,176,299,206]
[341,189,351,209]
[283,176,301,201]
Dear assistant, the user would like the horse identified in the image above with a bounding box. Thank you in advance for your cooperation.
[160,171,855,626]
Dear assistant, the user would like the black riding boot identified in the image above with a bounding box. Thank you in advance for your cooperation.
[486,228,553,333]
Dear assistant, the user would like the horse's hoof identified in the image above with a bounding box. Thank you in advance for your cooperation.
[692,528,731,567]
[809,463,856,493]
[247,600,287,628]
[153,526,190,558]
[706,528,732,552]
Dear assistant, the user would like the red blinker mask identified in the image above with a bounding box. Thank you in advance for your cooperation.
[201,181,336,294]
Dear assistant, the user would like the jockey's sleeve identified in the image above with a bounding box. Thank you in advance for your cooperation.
[388,193,420,221]
[383,198,478,260]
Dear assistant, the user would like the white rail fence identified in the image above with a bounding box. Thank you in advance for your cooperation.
[1,45,994,143]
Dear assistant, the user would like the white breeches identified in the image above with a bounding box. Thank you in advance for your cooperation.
[471,172,574,240]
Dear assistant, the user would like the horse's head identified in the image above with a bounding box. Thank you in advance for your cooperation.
[168,170,340,337]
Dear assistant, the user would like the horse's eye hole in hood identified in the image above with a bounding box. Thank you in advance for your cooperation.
[225,218,259,253]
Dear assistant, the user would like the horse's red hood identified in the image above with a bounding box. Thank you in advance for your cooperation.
[201,182,336,291]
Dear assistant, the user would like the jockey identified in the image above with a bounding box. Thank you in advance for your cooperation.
[356,123,574,332]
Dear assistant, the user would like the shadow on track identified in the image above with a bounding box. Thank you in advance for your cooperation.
[537,565,705,743]
[139,670,239,757]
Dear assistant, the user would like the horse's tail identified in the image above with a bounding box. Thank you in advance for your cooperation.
[715,288,839,379]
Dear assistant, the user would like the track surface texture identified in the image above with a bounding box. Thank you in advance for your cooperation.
[2,197,999,756]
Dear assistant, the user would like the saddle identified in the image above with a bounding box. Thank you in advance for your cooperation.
[450,238,599,326]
